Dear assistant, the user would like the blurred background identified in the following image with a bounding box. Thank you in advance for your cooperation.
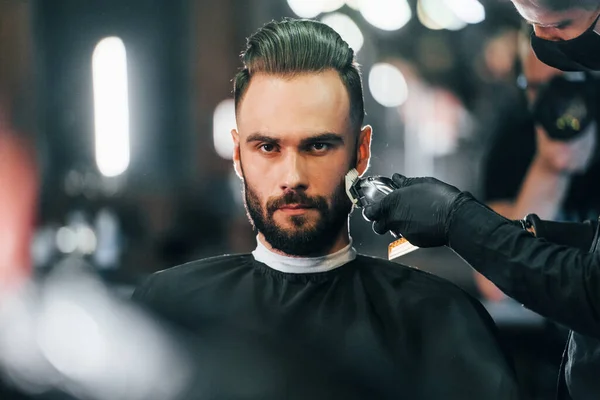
[1,0,597,398]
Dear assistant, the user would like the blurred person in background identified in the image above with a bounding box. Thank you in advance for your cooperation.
[484,24,600,224]
[510,0,600,71]
[0,102,192,400]
[0,0,37,295]
[133,18,519,400]
[0,102,37,399]
[0,103,38,294]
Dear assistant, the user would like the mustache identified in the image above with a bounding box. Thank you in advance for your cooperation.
[266,191,328,214]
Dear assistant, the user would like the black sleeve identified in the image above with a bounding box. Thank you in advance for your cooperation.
[448,199,600,338]
[418,289,521,399]
[481,108,536,204]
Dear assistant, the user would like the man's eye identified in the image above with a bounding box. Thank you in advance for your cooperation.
[259,144,276,152]
[310,143,330,152]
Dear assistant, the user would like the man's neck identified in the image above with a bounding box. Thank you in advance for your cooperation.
[257,228,351,258]
[253,230,356,274]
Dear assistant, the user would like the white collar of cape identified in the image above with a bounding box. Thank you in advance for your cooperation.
[252,236,357,274]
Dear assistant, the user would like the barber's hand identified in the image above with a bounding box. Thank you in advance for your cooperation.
[363,174,470,247]
[535,123,596,174]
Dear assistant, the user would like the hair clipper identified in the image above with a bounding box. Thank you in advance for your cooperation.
[344,169,419,259]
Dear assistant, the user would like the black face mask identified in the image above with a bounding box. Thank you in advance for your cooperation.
[531,14,600,72]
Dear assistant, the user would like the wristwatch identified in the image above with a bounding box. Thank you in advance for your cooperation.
[520,213,600,252]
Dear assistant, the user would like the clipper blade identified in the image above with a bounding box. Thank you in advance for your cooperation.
[388,238,419,260]
[345,168,361,206]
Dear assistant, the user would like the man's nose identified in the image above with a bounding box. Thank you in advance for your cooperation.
[279,152,308,191]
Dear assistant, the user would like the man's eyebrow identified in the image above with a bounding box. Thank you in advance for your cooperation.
[246,133,279,144]
[299,133,345,146]
[245,132,345,146]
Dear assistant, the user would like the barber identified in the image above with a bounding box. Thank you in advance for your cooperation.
[363,2,600,398]
[365,2,600,397]
[363,176,599,399]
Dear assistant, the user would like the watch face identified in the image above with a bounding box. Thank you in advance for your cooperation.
[526,224,537,236]
[522,215,539,237]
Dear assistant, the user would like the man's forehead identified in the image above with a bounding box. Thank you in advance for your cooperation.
[240,71,349,106]
[236,71,352,135]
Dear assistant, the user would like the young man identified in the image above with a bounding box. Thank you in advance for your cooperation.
[133,19,519,399]
[510,0,600,71]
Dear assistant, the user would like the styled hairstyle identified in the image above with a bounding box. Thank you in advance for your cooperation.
[520,0,599,11]
[233,18,365,131]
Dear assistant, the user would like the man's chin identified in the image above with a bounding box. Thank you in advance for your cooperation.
[273,211,319,228]
[270,223,317,238]
[258,218,344,257]
[265,233,328,257]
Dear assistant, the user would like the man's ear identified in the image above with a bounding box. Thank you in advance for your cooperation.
[231,129,243,179]
[355,125,372,176]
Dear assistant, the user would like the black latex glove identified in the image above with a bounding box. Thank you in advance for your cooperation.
[363,174,472,247]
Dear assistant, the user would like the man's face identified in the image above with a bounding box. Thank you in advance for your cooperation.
[232,70,371,256]
[512,0,600,41]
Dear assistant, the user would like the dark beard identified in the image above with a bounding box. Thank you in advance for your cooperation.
[242,178,352,257]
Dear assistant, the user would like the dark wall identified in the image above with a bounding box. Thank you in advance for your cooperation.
[33,0,193,191]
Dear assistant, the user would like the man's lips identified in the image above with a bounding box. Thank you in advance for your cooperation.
[277,204,316,214]
[278,204,313,210]
[279,204,312,210]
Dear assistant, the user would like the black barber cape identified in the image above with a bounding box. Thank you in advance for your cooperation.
[132,254,519,399]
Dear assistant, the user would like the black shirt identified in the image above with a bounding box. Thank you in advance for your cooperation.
[482,93,600,222]
[449,199,600,399]
[132,253,519,399]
